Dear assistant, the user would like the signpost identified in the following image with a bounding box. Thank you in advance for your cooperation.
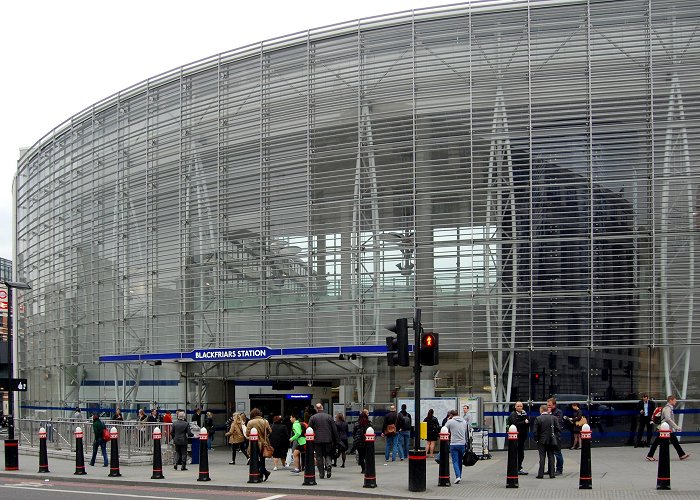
[0,378,27,392]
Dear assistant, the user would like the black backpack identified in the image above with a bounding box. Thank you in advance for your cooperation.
[429,417,440,434]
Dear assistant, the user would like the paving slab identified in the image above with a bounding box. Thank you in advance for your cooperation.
[1,442,698,499]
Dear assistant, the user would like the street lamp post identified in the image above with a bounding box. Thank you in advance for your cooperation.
[3,281,30,441]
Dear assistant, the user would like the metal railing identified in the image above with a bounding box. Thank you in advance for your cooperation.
[16,418,174,464]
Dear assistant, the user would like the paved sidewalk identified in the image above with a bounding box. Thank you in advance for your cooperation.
[2,442,699,499]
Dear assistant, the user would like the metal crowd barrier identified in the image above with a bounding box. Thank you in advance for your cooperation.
[16,418,173,464]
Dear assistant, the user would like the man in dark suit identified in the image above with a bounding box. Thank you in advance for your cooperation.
[534,404,561,479]
[635,394,654,447]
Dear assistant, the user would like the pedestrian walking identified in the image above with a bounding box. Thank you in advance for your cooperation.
[225,412,249,465]
[445,409,468,484]
[89,413,108,467]
[308,402,339,478]
[270,415,290,470]
[646,395,691,461]
[349,411,370,473]
[333,413,349,467]
[288,414,306,474]
[246,408,272,481]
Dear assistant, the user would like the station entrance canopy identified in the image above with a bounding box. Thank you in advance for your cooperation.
[98,344,412,363]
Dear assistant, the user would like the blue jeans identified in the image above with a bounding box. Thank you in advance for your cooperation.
[90,439,108,466]
[450,444,465,479]
[385,434,399,461]
[399,431,411,459]
[554,448,563,473]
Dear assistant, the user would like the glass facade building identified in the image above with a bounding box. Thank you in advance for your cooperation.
[11,0,700,443]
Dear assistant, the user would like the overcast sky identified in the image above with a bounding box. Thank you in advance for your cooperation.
[0,0,456,262]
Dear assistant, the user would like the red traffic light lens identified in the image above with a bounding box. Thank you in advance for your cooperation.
[422,334,435,348]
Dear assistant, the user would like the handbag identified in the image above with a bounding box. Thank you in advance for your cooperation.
[385,423,397,436]
[463,450,479,466]
[102,428,111,441]
[575,416,588,427]
[549,421,560,449]
[262,444,274,458]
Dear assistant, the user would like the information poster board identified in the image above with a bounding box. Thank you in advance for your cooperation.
[458,396,482,428]
[332,403,346,420]
[397,397,457,429]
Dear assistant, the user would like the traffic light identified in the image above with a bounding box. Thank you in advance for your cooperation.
[531,372,541,384]
[385,318,410,367]
[419,331,439,366]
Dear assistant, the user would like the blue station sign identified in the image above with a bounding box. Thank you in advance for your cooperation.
[191,347,277,361]
[98,343,413,364]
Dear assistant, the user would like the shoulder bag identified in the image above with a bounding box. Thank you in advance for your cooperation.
[550,421,560,449]
[463,449,479,466]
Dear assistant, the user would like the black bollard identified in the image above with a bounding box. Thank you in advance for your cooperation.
[579,424,592,489]
[247,427,262,483]
[302,426,317,486]
[506,424,519,488]
[38,427,50,473]
[151,426,164,479]
[408,448,427,492]
[197,427,211,481]
[438,426,451,486]
[363,426,377,488]
[4,439,18,471]
[74,427,87,475]
[656,423,671,490]
[108,427,121,477]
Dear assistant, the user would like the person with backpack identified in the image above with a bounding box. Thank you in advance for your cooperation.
[646,395,691,461]
[398,404,412,460]
[349,410,371,473]
[635,394,654,448]
[424,409,440,458]
[381,405,401,464]
[89,413,108,467]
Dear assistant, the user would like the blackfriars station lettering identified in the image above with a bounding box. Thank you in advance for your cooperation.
[191,347,273,361]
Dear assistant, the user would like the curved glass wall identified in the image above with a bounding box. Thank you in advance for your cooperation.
[11,0,700,442]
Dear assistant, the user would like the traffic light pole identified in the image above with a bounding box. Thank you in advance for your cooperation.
[408,308,426,493]
[413,308,421,451]
[5,286,13,441]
